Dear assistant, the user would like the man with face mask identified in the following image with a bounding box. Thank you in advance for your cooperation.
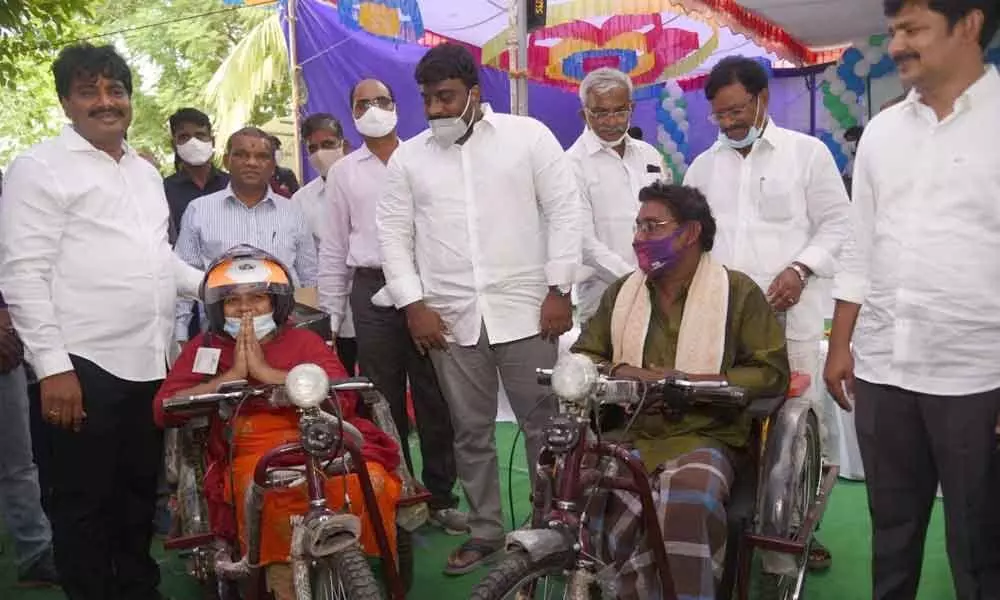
[319,78,465,536]
[174,127,318,345]
[683,56,850,571]
[291,114,356,373]
[164,108,229,245]
[571,182,789,599]
[567,67,671,325]
[826,2,1000,598]
[377,44,581,574]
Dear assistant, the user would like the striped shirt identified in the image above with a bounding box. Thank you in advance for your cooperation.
[174,184,318,340]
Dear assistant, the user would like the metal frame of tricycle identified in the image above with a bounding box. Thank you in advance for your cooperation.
[165,417,415,600]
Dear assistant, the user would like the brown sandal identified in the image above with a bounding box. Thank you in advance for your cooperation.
[443,538,503,576]
[807,539,832,571]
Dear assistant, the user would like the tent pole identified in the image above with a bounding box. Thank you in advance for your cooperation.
[515,1,529,115]
[288,0,303,182]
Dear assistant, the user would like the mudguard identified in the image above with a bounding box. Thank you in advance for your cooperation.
[301,513,363,558]
[756,401,819,576]
[505,528,574,564]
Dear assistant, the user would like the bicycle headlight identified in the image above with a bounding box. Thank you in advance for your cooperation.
[285,363,330,409]
[550,353,598,403]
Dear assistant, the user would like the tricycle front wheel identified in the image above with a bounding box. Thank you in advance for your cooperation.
[469,550,588,600]
[311,548,381,600]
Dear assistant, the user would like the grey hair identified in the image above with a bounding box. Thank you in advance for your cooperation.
[579,67,633,106]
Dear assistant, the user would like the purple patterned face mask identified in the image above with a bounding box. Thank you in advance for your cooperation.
[633,226,687,278]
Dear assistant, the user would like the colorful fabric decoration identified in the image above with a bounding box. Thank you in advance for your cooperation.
[337,0,424,43]
[522,14,701,90]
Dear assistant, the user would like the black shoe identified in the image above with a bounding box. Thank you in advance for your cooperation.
[17,549,60,587]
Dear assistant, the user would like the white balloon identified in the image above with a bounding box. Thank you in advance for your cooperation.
[670,107,685,121]
[865,48,882,63]
[678,121,690,133]
[854,61,871,78]
[832,129,845,143]
[672,150,685,164]
[662,98,675,111]
[829,79,846,95]
[665,139,678,153]
[657,128,671,146]
[841,90,858,105]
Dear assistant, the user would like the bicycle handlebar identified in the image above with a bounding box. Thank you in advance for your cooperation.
[535,368,749,410]
[162,376,377,415]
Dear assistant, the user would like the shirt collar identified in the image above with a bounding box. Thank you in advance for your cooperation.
[710,117,783,154]
[580,126,632,156]
[902,64,1000,114]
[423,102,497,147]
[224,183,278,207]
[60,125,135,158]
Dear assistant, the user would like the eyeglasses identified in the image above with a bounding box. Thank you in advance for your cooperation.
[634,219,675,234]
[708,97,757,125]
[354,96,394,112]
[585,108,631,121]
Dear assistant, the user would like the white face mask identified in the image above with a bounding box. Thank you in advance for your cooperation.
[308,146,344,178]
[355,107,398,139]
[586,115,630,149]
[717,97,764,150]
[175,138,214,166]
[428,93,474,147]
[223,312,277,340]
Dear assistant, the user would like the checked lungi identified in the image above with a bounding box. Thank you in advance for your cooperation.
[587,447,735,600]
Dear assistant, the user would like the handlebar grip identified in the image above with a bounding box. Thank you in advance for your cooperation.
[162,393,224,414]
[330,377,375,392]
[687,386,749,408]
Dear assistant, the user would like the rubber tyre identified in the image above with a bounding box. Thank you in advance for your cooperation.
[468,549,580,600]
[754,409,821,600]
[311,547,382,600]
[396,526,414,592]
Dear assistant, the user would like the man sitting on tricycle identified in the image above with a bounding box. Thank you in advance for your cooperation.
[153,245,402,599]
[571,182,790,599]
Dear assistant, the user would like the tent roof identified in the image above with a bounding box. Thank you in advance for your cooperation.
[738,0,886,49]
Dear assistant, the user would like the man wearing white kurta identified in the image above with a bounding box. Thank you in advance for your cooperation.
[0,44,202,599]
[377,44,581,575]
[684,58,849,559]
[566,67,671,324]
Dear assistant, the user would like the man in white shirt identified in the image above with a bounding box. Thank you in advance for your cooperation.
[825,2,1000,598]
[377,44,582,574]
[319,78,464,533]
[684,55,850,571]
[174,127,318,342]
[566,67,671,323]
[0,43,202,600]
[292,113,357,374]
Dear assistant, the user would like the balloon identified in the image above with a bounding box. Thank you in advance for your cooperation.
[672,150,685,164]
[662,97,675,111]
[657,128,670,146]
[665,139,678,153]
[829,79,846,95]
[854,61,871,78]
[842,90,858,105]
[832,129,845,143]
[865,48,882,63]
[678,121,689,133]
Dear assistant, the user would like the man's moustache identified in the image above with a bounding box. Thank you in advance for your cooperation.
[89,110,124,118]
[892,52,919,64]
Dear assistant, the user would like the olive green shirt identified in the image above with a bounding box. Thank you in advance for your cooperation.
[571,267,790,466]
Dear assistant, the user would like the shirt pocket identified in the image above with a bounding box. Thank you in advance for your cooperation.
[756,177,797,222]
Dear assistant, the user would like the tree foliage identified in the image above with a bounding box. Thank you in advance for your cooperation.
[0,0,290,168]
[0,0,93,88]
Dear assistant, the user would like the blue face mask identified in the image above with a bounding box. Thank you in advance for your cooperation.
[223,312,277,340]
[717,97,763,150]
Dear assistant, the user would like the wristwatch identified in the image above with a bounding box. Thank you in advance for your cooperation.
[549,284,571,297]
[788,262,810,286]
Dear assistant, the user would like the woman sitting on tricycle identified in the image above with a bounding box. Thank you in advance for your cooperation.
[153,245,402,599]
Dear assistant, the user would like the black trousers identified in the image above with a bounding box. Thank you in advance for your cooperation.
[350,268,458,510]
[855,379,1000,600]
[45,356,163,600]
[335,335,358,376]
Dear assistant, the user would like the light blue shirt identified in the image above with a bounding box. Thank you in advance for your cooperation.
[174,184,318,340]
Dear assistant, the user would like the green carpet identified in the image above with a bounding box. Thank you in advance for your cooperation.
[1,423,956,599]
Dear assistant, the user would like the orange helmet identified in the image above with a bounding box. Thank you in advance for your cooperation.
[199,245,295,333]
